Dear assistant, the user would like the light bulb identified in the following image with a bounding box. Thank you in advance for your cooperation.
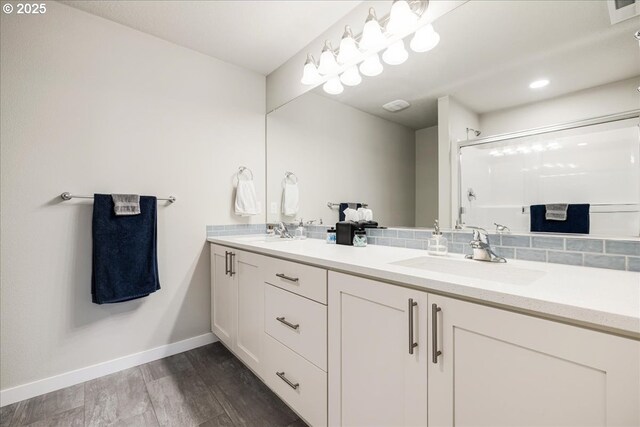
[317,41,339,75]
[359,53,383,77]
[386,0,418,35]
[300,54,322,85]
[410,24,440,52]
[340,65,362,86]
[382,40,408,65]
[359,8,386,52]
[323,76,344,95]
[337,26,360,65]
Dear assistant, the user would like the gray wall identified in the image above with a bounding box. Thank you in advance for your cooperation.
[415,126,439,227]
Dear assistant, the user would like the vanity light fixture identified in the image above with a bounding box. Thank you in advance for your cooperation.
[340,65,362,86]
[300,54,322,85]
[318,41,339,75]
[382,40,409,65]
[410,24,440,52]
[323,76,344,95]
[529,79,550,89]
[300,0,437,95]
[360,53,384,77]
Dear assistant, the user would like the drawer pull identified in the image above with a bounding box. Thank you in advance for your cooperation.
[276,371,299,390]
[276,316,300,330]
[276,273,299,283]
[408,298,418,355]
[432,303,442,364]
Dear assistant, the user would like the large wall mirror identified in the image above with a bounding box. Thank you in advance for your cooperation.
[266,0,640,237]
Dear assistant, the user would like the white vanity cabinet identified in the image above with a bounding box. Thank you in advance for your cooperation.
[210,244,265,375]
[427,294,640,427]
[328,271,429,427]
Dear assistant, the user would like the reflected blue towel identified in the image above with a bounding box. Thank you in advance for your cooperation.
[530,204,590,234]
[92,194,160,304]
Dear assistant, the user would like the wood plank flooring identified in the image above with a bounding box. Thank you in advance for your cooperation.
[1,342,307,427]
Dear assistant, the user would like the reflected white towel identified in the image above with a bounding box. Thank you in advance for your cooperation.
[357,207,373,221]
[235,180,260,216]
[343,208,360,222]
[282,183,299,216]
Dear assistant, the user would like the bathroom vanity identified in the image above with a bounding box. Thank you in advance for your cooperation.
[209,236,640,427]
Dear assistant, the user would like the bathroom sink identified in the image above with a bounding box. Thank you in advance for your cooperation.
[390,256,546,285]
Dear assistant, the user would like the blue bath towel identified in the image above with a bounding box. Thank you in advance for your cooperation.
[530,204,590,234]
[92,194,160,304]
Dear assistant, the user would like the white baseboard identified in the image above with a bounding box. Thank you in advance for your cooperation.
[0,332,217,407]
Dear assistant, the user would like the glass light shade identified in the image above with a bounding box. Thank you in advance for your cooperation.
[382,40,408,65]
[300,57,322,85]
[359,9,386,52]
[386,1,418,35]
[318,43,339,75]
[337,26,360,64]
[340,65,362,86]
[359,53,383,77]
[323,76,344,95]
[410,24,440,52]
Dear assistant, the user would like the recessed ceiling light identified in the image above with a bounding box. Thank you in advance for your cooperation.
[382,99,411,112]
[529,79,550,89]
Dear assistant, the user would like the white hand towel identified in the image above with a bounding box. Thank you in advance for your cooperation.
[235,180,260,216]
[357,207,373,221]
[282,183,299,216]
[343,208,360,222]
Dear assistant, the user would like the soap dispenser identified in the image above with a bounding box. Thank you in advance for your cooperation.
[294,219,307,240]
[427,220,448,256]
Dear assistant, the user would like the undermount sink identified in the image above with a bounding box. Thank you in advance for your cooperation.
[390,256,546,285]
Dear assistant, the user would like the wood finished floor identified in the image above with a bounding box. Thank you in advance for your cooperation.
[1,342,308,427]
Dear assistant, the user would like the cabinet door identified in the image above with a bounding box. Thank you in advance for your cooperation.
[428,294,640,427]
[210,244,235,349]
[233,250,264,375]
[328,272,428,427]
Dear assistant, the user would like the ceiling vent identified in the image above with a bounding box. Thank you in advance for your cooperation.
[607,0,639,24]
[382,99,411,112]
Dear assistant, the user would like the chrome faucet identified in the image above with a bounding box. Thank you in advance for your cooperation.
[494,223,510,234]
[275,222,293,239]
[464,226,506,263]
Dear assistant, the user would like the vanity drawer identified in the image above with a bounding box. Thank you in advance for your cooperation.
[263,257,327,304]
[265,283,327,371]
[263,333,327,427]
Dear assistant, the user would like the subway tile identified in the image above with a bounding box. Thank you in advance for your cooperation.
[488,234,502,246]
[406,239,425,250]
[376,237,390,246]
[414,230,432,240]
[628,257,640,272]
[382,229,398,238]
[531,236,564,250]
[452,232,473,243]
[447,242,464,254]
[397,230,415,239]
[565,238,603,253]
[367,236,377,245]
[605,240,640,256]
[493,246,515,259]
[389,238,406,248]
[515,248,547,262]
[583,254,626,271]
[548,251,583,266]
[367,228,383,237]
[501,235,531,248]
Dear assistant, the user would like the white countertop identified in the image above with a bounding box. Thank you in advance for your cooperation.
[208,235,640,339]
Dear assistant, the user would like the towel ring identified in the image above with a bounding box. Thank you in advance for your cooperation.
[284,171,298,184]
[237,166,254,181]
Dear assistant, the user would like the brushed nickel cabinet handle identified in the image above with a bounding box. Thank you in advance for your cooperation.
[276,371,299,390]
[408,298,418,355]
[229,252,236,276]
[276,273,299,282]
[224,251,230,276]
[276,316,300,330]
[432,303,442,363]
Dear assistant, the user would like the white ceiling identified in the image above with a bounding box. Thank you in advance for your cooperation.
[316,0,640,129]
[60,0,362,75]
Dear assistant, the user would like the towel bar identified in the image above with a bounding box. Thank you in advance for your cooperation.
[60,192,176,203]
[327,202,369,209]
